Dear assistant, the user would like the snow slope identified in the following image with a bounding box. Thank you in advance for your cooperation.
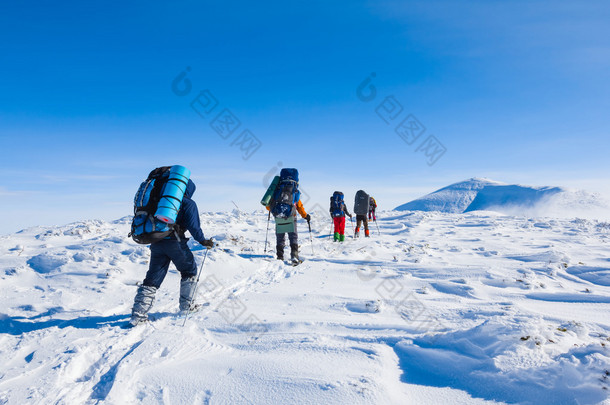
[396,178,608,218]
[1,210,610,404]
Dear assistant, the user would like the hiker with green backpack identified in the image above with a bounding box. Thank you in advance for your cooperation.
[329,191,352,242]
[261,168,310,265]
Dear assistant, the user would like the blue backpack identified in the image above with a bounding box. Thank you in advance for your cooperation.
[129,166,175,244]
[330,191,345,217]
[270,168,300,219]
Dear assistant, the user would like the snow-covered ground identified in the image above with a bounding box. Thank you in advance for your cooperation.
[1,209,610,404]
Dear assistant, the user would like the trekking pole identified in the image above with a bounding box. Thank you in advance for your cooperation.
[374,218,380,236]
[307,220,314,255]
[182,247,209,327]
[328,220,333,239]
[264,210,271,253]
[350,216,355,239]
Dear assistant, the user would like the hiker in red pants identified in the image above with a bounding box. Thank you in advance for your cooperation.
[329,191,352,242]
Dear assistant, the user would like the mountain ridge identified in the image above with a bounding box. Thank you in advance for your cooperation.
[395,178,606,216]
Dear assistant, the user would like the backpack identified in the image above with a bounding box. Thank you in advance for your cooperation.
[270,168,300,219]
[260,175,280,207]
[129,166,190,244]
[354,190,370,215]
[369,197,377,209]
[330,191,345,217]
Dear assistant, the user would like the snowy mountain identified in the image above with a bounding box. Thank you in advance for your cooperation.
[396,178,608,217]
[1,211,610,404]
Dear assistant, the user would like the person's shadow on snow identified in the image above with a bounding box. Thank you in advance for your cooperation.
[0,311,175,334]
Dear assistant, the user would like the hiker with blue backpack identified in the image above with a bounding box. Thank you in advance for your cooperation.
[128,166,214,327]
[329,191,352,242]
[261,168,310,265]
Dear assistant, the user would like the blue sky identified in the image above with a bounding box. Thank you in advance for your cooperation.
[1,0,609,233]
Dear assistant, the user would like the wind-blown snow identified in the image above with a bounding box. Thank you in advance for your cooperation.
[396,178,609,219]
[1,210,610,404]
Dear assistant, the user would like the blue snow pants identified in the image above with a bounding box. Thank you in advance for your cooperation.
[142,239,198,289]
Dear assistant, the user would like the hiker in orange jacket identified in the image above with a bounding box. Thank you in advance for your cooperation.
[265,168,310,263]
[267,199,309,262]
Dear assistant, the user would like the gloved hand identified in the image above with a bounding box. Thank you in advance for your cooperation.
[201,239,214,249]
[305,214,311,223]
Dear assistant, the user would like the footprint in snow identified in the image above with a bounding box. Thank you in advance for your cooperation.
[345,300,382,313]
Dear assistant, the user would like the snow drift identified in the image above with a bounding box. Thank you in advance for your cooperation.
[395,178,609,218]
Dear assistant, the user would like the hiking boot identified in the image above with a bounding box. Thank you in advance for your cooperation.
[290,244,299,261]
[128,315,148,328]
[130,285,156,325]
[276,244,284,260]
[179,276,197,311]
[179,303,205,315]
